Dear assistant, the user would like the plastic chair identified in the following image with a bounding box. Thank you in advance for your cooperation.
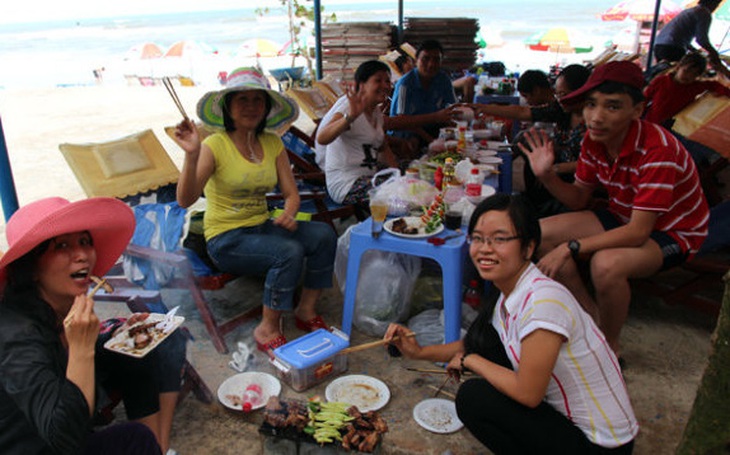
[59,130,262,354]
[341,219,468,343]
[277,126,364,230]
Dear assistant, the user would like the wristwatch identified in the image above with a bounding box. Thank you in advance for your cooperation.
[342,112,351,124]
[568,239,581,261]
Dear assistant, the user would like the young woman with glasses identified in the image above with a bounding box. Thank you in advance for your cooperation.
[384,194,637,454]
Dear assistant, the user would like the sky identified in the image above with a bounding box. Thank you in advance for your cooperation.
[0,0,407,24]
[0,0,279,24]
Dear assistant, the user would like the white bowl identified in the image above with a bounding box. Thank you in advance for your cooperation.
[466,184,497,205]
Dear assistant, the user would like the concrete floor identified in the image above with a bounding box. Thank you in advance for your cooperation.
[96,262,720,454]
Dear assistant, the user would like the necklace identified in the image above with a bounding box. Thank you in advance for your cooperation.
[246,132,260,163]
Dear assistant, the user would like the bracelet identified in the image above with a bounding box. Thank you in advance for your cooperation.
[460,353,471,372]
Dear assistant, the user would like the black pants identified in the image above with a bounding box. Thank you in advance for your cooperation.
[455,326,634,454]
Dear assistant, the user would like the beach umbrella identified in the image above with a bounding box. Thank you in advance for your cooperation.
[525,27,594,54]
[237,38,282,58]
[601,0,683,22]
[164,40,217,58]
[124,42,163,60]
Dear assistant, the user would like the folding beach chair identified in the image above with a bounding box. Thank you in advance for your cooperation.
[59,129,262,354]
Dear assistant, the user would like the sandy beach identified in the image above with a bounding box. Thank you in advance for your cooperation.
[0,85,214,249]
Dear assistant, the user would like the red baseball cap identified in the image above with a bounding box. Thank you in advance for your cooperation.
[560,61,644,106]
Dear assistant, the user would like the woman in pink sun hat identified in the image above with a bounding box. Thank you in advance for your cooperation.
[175,67,338,356]
[0,197,185,454]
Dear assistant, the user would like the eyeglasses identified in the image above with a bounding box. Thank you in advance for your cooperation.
[467,234,520,247]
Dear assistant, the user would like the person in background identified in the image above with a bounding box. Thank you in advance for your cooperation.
[473,66,591,217]
[644,51,730,168]
[653,0,730,79]
[0,197,185,454]
[519,61,709,357]
[388,39,459,148]
[384,194,638,454]
[316,60,399,213]
[173,67,337,355]
[644,51,730,127]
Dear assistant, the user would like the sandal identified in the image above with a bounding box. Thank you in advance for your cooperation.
[256,335,287,357]
[295,315,329,332]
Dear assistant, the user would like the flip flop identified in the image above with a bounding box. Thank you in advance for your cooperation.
[295,315,329,332]
[256,335,287,357]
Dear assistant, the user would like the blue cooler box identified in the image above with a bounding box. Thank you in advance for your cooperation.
[270,328,349,392]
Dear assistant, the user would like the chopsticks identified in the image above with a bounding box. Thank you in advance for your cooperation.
[341,332,417,354]
[90,275,114,296]
[405,367,472,376]
[63,276,113,327]
[431,376,452,398]
[162,76,189,121]
[427,384,456,399]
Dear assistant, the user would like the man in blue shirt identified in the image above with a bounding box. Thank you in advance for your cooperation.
[388,39,458,148]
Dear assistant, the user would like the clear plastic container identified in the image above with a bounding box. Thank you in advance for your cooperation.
[270,328,349,392]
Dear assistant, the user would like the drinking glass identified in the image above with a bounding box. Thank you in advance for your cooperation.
[369,191,388,238]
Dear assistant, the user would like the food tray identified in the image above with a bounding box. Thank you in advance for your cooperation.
[103,314,184,358]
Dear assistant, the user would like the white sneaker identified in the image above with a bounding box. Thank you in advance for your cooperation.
[166,449,178,455]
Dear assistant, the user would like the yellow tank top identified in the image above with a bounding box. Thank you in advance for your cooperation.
[202,131,283,240]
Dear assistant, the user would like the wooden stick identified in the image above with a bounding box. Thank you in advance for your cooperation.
[90,275,114,294]
[428,384,456,399]
[63,277,112,327]
[162,77,189,121]
[406,367,473,376]
[341,332,417,354]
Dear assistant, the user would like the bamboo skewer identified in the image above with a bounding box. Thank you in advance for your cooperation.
[341,332,417,354]
[162,77,189,121]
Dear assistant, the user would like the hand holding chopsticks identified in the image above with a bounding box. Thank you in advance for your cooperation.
[341,332,417,354]
[162,77,189,121]
[63,276,112,327]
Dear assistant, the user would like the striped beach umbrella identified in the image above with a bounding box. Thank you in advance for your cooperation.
[124,42,163,60]
[601,0,683,22]
[237,38,282,58]
[525,27,594,54]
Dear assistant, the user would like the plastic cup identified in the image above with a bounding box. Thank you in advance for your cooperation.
[444,209,462,230]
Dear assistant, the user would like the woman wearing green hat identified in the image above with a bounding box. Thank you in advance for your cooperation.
[173,67,337,355]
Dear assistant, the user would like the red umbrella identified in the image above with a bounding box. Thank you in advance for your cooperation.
[601,0,683,22]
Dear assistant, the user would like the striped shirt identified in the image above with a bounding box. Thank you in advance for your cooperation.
[575,119,709,255]
[493,264,639,448]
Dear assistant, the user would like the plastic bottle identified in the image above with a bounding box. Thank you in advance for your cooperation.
[241,383,263,412]
[465,168,482,197]
[442,157,456,188]
[463,280,481,309]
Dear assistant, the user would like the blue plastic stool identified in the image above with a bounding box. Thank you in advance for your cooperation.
[341,219,469,343]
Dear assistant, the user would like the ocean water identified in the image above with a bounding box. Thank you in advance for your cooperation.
[0,0,632,89]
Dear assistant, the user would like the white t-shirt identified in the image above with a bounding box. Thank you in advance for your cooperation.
[315,96,385,204]
[493,264,639,448]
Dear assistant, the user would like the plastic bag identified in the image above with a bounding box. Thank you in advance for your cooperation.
[335,224,422,337]
[407,304,477,347]
[370,168,439,216]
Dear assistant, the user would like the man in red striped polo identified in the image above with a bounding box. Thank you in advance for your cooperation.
[518,61,709,358]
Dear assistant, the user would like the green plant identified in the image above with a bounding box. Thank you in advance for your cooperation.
[255,0,336,78]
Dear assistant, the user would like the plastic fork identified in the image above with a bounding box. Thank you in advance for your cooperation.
[427,232,463,246]
[156,306,180,333]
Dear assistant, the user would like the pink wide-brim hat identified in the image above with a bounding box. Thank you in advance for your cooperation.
[0,197,135,284]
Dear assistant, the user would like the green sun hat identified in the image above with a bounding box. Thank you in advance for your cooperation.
[197,67,299,134]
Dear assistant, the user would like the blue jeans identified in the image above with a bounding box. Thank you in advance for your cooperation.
[206,220,337,311]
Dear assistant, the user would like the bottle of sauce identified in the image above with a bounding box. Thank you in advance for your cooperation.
[465,168,482,197]
[442,157,456,188]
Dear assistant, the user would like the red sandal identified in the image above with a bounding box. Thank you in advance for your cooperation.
[255,335,287,357]
[294,315,329,332]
